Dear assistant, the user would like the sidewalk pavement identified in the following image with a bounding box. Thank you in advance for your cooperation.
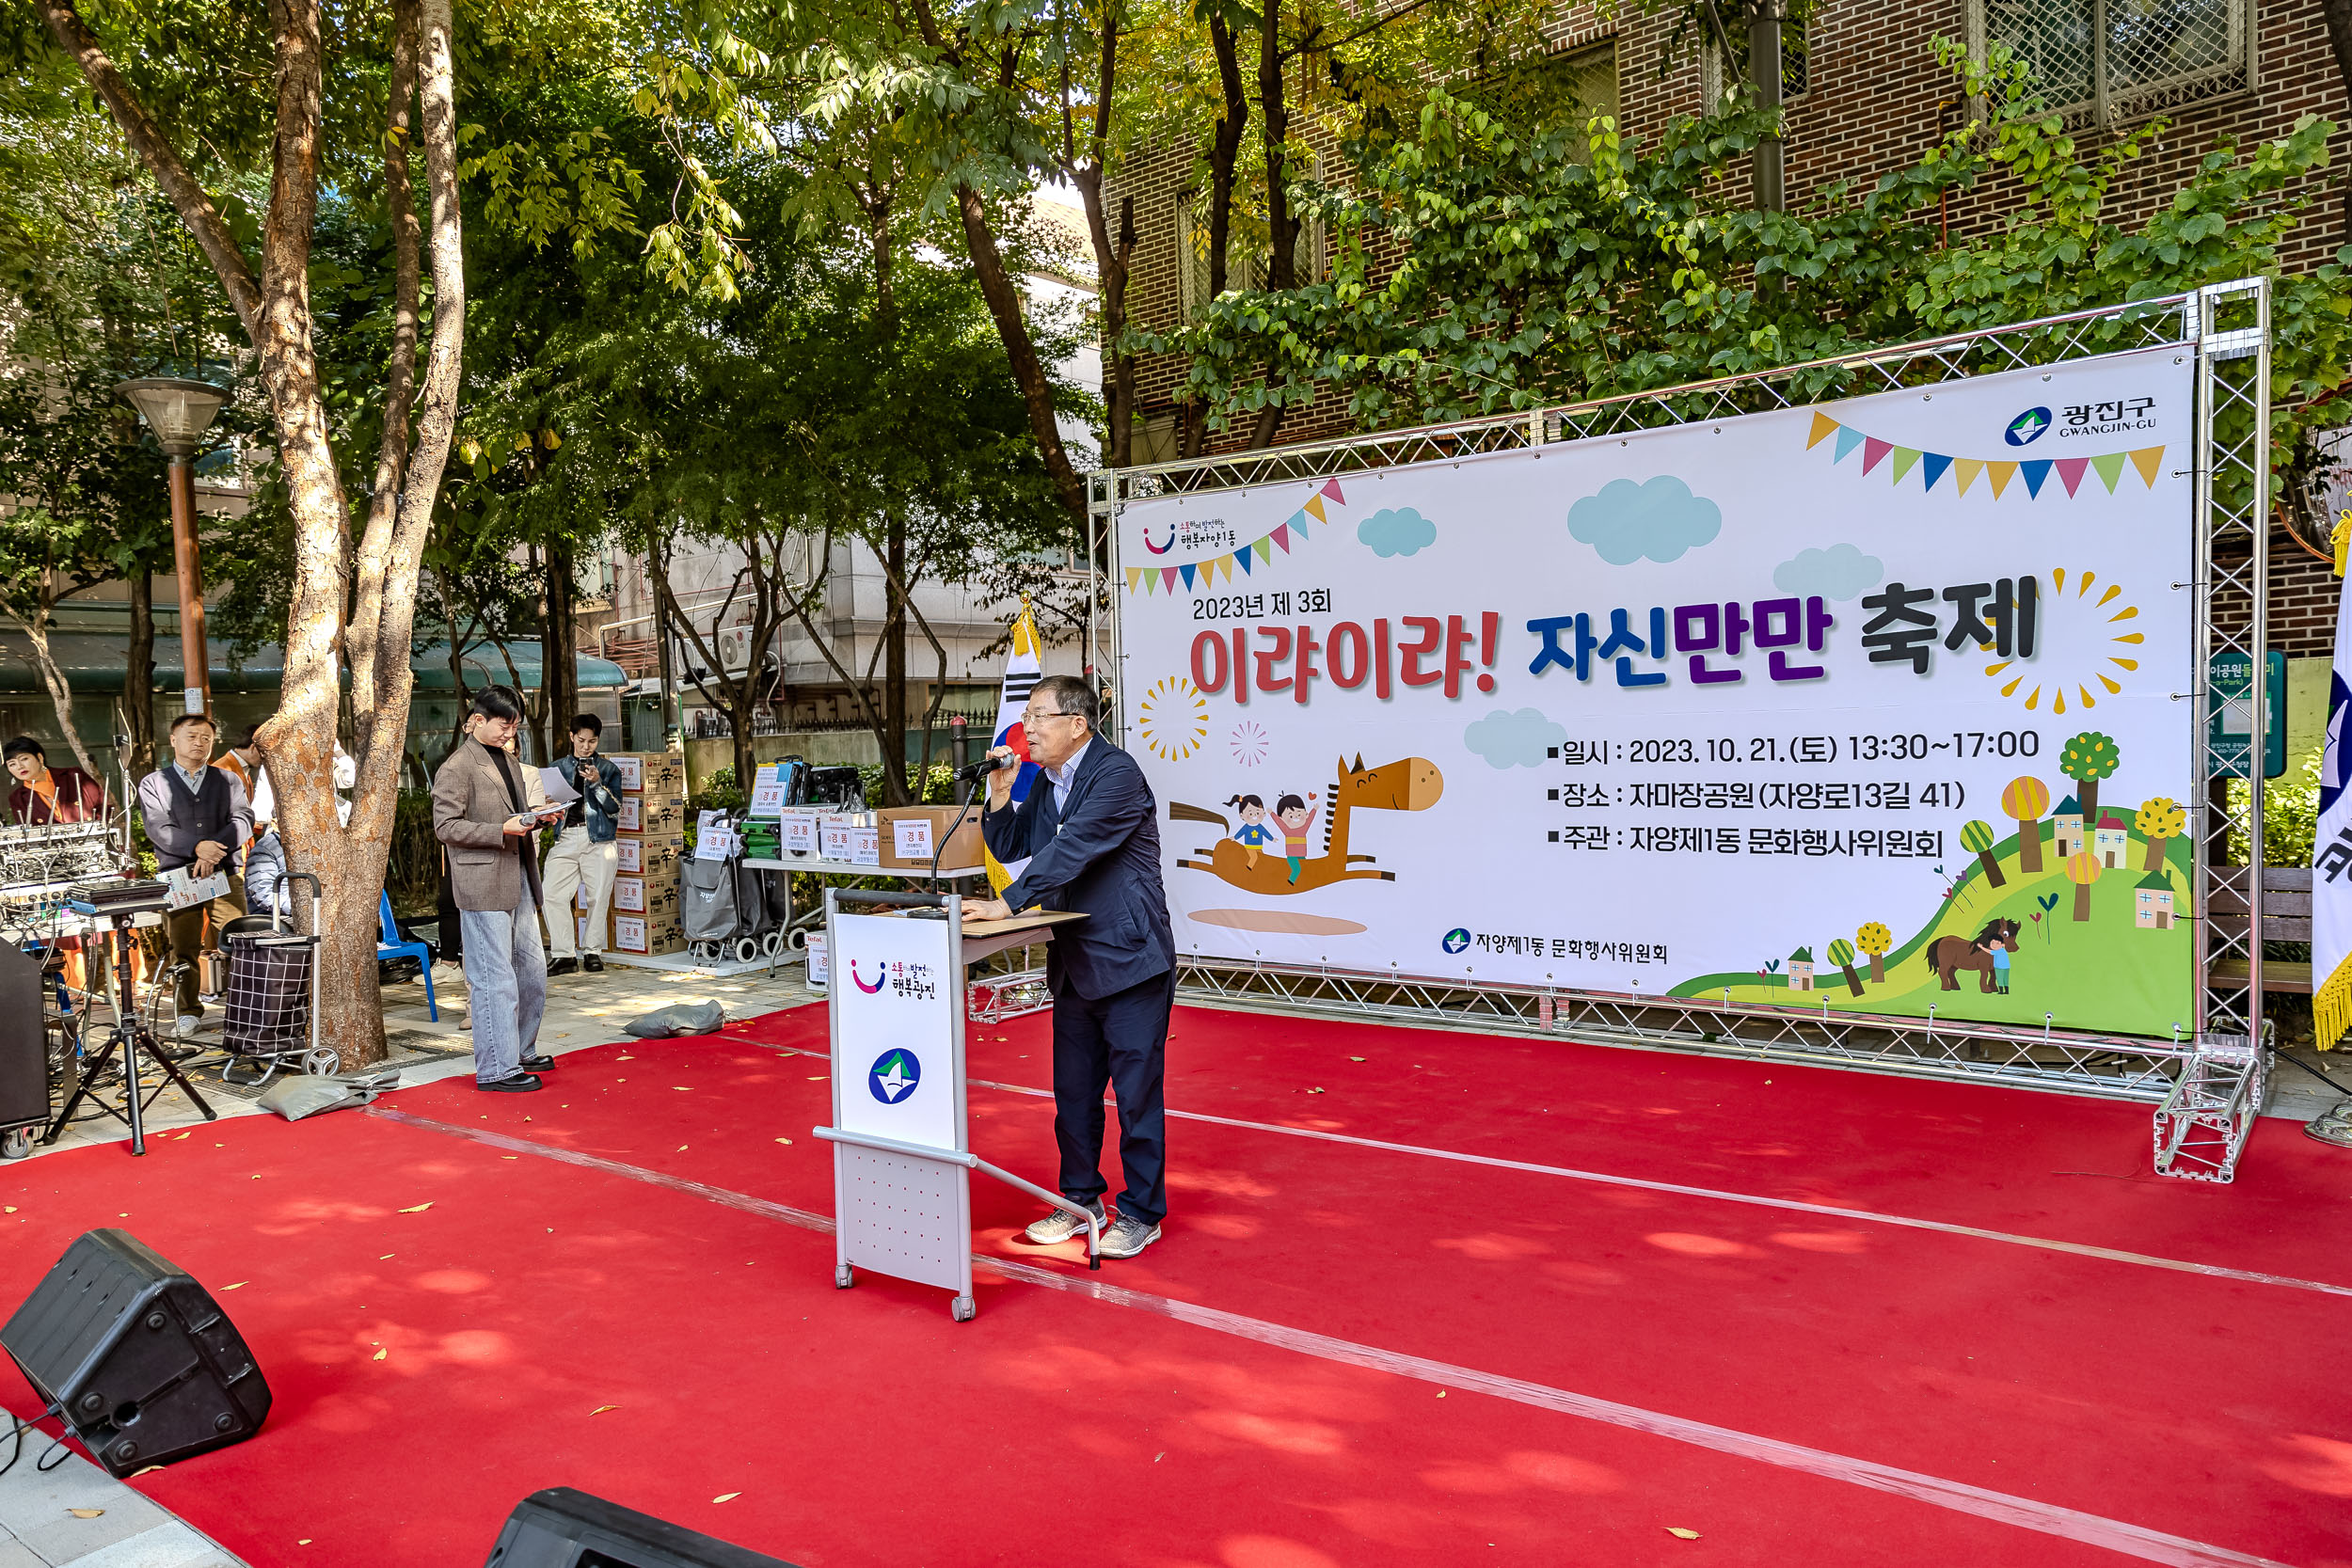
[0,1436,242,1568]
[4,955,823,1566]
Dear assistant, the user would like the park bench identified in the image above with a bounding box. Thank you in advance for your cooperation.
[2208,866,2312,994]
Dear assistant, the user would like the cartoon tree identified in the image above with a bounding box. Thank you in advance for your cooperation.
[1856,922,1892,982]
[2001,776,2050,873]
[2136,797,2185,871]
[1826,938,1865,996]
[2064,850,2103,922]
[2060,731,2122,825]
[1960,820,2007,888]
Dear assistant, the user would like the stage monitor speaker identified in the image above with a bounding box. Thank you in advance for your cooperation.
[0,1228,270,1476]
[0,942,46,1130]
[485,1489,801,1568]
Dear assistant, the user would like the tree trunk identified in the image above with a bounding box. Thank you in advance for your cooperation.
[543,535,579,747]
[1248,0,1295,451]
[1840,964,1863,997]
[2015,816,2042,872]
[883,511,909,802]
[11,607,99,778]
[126,566,156,778]
[2143,832,2168,872]
[951,183,1088,525]
[2077,780,2100,828]
[2074,881,2093,922]
[1748,0,1786,214]
[1182,8,1249,462]
[1867,954,1884,983]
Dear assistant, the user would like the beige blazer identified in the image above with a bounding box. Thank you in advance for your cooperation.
[432,738,548,911]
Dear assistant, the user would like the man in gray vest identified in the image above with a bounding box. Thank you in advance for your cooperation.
[136,712,251,1027]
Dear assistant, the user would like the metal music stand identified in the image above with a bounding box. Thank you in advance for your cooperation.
[44,885,218,1156]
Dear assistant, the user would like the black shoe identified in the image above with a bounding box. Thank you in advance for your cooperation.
[581,955,605,973]
[546,958,579,977]
[518,1053,555,1071]
[476,1072,543,1093]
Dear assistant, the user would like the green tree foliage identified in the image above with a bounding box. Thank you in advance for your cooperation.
[1162,42,2352,503]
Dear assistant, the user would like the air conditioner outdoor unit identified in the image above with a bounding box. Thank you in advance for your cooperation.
[714,626,756,673]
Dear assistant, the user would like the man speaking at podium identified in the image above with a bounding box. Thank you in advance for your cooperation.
[961,674,1174,1259]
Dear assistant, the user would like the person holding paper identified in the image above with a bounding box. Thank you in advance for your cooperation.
[137,712,251,1029]
[433,687,564,1092]
[961,674,1176,1260]
[215,722,285,917]
[542,713,622,975]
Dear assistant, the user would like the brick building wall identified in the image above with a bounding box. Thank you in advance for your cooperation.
[1105,0,2351,647]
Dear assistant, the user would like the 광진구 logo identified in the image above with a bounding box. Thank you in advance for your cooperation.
[868,1049,921,1105]
[1442,927,1470,955]
[2004,406,2052,447]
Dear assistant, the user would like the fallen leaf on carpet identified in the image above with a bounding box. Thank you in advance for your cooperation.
[677,1145,689,1151]
[501,1156,517,1161]
[1436,1390,1446,1398]
[805,1075,827,1080]
[1153,1452,1164,1463]
[774,1136,793,1145]
[298,1540,312,1545]
[1666,1528,1701,1540]
[221,1282,246,1291]
[372,1349,387,1361]
[4,1207,14,1213]
[379,1254,394,1260]
[590,1405,619,1416]
[130,1466,163,1477]
[118,1212,128,1217]
[68,1508,103,1518]
[399,1203,434,1212]
[176,1131,192,1139]
[1349,1056,1365,1062]
[712,1493,739,1504]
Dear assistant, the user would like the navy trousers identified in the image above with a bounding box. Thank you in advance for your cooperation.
[1051,967,1173,1226]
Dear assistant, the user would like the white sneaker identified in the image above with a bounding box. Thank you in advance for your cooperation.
[175,1015,201,1036]
[1024,1203,1104,1244]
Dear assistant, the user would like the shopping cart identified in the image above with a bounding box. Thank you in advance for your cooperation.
[221,872,334,1087]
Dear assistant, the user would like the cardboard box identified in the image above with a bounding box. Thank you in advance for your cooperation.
[615,834,685,877]
[613,913,686,956]
[880,806,985,870]
[618,795,687,836]
[818,813,861,863]
[607,752,687,798]
[612,874,681,917]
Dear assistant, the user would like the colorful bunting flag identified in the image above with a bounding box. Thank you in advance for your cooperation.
[1807,407,2164,503]
[1121,481,1352,594]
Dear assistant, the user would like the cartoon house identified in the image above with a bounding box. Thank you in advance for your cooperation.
[2094,814,2131,869]
[2135,871,2177,929]
[2052,795,2086,859]
[1788,945,1815,991]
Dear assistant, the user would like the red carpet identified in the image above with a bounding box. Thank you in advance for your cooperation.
[4,1002,2349,1567]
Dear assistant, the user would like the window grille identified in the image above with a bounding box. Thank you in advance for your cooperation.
[1977,0,2250,127]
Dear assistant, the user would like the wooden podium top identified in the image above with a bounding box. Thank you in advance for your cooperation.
[961,910,1089,939]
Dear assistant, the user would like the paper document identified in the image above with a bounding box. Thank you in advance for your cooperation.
[537,768,580,805]
[163,865,230,911]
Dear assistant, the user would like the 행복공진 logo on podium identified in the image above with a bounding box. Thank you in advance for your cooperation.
[868,1049,921,1105]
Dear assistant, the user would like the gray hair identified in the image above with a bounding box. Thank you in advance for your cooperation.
[1031,673,1098,727]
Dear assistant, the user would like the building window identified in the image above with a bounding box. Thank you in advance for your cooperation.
[1174,158,1326,320]
[1974,0,2250,126]
[1702,14,1808,111]
[1553,39,1621,152]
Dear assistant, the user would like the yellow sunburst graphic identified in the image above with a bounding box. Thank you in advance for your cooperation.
[1981,566,2142,716]
[1137,675,1209,760]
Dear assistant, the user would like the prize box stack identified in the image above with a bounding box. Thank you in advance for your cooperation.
[609,752,688,956]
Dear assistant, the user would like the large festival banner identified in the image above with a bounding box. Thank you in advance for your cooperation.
[1118,347,2199,1037]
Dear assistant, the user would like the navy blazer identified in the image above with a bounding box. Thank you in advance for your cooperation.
[983,738,1175,1001]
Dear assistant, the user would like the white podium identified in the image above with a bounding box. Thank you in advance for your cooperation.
[812,888,1097,1320]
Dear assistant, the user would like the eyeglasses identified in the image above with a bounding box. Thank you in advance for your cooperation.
[1022,707,1075,725]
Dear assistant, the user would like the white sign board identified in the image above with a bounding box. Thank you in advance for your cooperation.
[1117,348,2197,1037]
[893,818,934,861]
[830,913,958,1150]
[781,810,819,856]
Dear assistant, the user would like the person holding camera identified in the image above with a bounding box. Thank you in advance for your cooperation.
[543,713,622,975]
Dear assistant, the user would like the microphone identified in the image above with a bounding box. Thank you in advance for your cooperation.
[953,752,1019,784]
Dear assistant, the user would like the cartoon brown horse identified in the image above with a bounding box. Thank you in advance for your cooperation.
[1925,917,2021,992]
[1170,754,1443,895]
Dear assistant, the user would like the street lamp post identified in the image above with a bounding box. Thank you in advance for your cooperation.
[117,377,229,717]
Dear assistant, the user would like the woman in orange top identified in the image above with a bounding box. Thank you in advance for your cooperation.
[4,736,103,824]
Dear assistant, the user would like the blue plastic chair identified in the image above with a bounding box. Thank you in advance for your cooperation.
[378,891,437,1022]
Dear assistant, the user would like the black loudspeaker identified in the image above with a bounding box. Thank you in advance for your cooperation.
[0,942,46,1130]
[485,1489,801,1568]
[1,1229,270,1476]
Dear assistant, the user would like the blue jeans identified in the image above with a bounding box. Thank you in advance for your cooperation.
[460,897,546,1083]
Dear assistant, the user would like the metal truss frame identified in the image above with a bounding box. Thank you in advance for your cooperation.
[1089,282,2274,1181]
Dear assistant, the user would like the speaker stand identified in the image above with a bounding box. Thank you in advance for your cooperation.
[42,917,216,1156]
